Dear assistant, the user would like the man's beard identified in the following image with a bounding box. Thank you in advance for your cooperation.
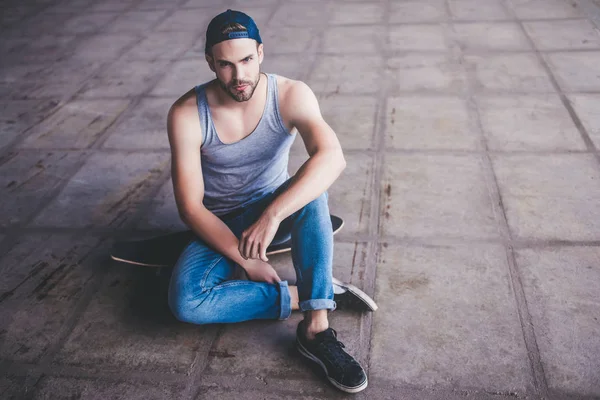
[218,73,261,102]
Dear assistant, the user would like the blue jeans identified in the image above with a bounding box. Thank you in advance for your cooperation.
[168,181,335,324]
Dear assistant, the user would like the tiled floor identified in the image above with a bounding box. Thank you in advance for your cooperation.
[1,0,600,398]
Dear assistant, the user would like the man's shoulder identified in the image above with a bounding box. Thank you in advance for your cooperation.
[167,87,203,143]
[169,87,199,121]
[275,75,315,109]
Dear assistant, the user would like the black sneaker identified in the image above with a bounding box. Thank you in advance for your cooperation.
[333,277,378,312]
[296,322,368,393]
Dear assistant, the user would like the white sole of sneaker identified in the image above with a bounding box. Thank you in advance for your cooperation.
[332,277,379,311]
[296,339,368,394]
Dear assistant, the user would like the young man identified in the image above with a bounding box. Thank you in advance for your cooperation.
[167,10,375,393]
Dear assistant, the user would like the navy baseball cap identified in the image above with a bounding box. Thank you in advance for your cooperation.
[205,9,262,54]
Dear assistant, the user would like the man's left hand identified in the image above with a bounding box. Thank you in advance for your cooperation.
[239,214,281,262]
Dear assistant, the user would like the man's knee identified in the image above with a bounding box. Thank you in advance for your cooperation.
[168,289,213,325]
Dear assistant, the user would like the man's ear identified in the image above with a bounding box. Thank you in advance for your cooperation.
[258,43,264,64]
[205,53,216,72]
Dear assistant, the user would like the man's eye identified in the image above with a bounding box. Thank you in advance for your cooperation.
[243,57,252,62]
[219,63,230,67]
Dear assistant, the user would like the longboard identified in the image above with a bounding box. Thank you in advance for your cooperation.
[111,215,344,268]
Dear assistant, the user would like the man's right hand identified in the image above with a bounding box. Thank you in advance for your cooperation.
[241,259,281,284]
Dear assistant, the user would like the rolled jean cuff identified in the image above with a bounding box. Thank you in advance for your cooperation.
[299,299,336,312]
[278,281,292,320]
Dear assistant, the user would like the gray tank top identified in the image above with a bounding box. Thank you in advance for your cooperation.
[195,73,296,216]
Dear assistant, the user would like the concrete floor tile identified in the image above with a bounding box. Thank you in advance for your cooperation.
[183,0,234,7]
[492,154,600,240]
[524,19,600,51]
[546,51,600,91]
[0,5,31,27]
[151,59,214,97]
[452,22,533,51]
[290,153,375,235]
[291,94,377,152]
[0,376,25,399]
[0,151,84,226]
[465,53,554,92]
[0,99,58,149]
[89,0,136,12]
[381,154,502,239]
[134,0,180,10]
[137,179,187,231]
[323,26,385,54]
[270,4,331,27]
[390,0,448,23]
[448,0,511,21]
[194,388,338,400]
[0,60,102,100]
[54,265,216,373]
[45,0,96,13]
[77,59,168,98]
[125,31,196,60]
[261,27,317,54]
[105,10,169,33]
[31,376,186,399]
[204,316,310,378]
[506,0,584,19]
[60,12,120,35]
[102,98,171,150]
[181,35,209,59]
[331,3,385,25]
[72,34,139,62]
[568,94,600,148]
[156,9,214,32]
[10,12,73,36]
[385,96,478,150]
[21,99,130,149]
[372,244,532,392]
[32,152,169,228]
[309,55,383,94]
[492,154,600,198]
[0,35,78,65]
[476,94,585,151]
[0,234,100,362]
[389,25,448,51]
[233,0,279,6]
[262,54,311,81]
[386,54,467,93]
[516,247,600,397]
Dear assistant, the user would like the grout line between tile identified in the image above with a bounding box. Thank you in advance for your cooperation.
[461,1,548,396]
[361,0,392,382]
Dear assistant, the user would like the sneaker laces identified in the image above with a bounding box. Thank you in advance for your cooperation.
[318,330,359,371]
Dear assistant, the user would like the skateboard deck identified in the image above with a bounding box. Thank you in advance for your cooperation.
[111,215,344,268]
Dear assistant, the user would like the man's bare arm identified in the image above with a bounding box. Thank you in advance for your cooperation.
[239,81,346,261]
[168,95,280,283]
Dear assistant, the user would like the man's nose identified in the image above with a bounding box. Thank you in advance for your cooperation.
[234,66,245,81]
